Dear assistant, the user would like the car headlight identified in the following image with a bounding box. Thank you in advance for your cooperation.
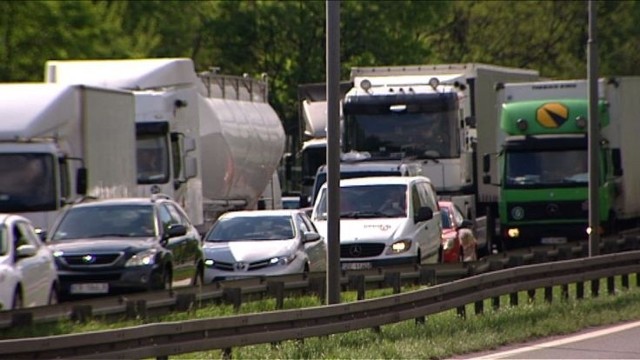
[125,249,158,267]
[443,236,457,251]
[269,254,296,266]
[204,259,215,267]
[387,239,412,254]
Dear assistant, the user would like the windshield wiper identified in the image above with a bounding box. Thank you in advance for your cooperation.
[85,233,133,238]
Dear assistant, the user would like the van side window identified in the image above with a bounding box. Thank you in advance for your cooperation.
[411,185,422,213]
[416,182,436,210]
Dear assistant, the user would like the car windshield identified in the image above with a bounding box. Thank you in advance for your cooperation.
[440,208,453,229]
[206,215,295,241]
[315,184,407,220]
[51,204,157,240]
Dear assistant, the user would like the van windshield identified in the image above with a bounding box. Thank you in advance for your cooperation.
[315,184,407,220]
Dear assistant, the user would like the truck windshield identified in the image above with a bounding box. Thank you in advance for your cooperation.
[136,134,170,184]
[315,184,407,220]
[0,153,56,212]
[344,110,458,159]
[505,150,588,187]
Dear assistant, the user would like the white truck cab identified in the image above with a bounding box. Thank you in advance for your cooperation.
[311,176,442,270]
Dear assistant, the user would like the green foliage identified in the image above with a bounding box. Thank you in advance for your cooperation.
[0,0,638,135]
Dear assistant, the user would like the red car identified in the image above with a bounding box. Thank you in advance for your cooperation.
[438,201,478,263]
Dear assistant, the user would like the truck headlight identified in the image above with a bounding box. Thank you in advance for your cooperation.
[125,249,158,267]
[388,239,412,254]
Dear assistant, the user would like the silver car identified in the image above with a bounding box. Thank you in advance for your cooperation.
[203,209,326,282]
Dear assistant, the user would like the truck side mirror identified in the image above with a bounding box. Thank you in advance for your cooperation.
[299,194,310,208]
[612,149,623,176]
[184,156,198,180]
[464,116,476,128]
[482,153,491,173]
[284,153,293,180]
[76,167,88,195]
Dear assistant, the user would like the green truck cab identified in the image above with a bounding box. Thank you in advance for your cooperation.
[483,78,640,250]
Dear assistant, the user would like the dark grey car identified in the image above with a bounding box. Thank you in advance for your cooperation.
[47,196,203,299]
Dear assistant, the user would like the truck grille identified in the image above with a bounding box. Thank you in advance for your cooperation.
[507,201,588,221]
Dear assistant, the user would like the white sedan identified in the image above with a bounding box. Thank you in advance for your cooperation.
[0,214,59,310]
[202,209,326,283]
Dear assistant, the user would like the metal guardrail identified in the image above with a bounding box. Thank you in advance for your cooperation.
[1,235,639,359]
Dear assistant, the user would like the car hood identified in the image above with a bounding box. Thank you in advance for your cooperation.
[203,239,296,262]
[47,238,156,253]
[314,218,404,243]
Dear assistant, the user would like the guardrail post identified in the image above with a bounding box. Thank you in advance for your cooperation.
[348,275,366,300]
[71,304,92,323]
[126,299,147,319]
[561,284,569,301]
[10,311,32,327]
[576,281,584,300]
[222,347,232,360]
[384,272,401,294]
[544,286,553,303]
[456,305,466,319]
[509,292,518,307]
[419,268,436,286]
[622,274,629,289]
[267,281,285,309]
[474,299,484,315]
[607,276,615,295]
[492,296,500,311]
[176,293,196,313]
[308,276,326,304]
[591,279,600,298]
[527,289,535,303]
[223,288,242,311]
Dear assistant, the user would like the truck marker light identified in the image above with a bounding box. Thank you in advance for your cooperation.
[516,118,528,131]
[575,116,587,129]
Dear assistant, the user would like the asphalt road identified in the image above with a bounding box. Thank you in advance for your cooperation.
[453,320,640,359]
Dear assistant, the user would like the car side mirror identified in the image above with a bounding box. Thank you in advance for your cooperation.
[16,244,37,258]
[303,232,321,243]
[34,228,47,242]
[415,206,433,223]
[459,219,474,229]
[165,224,187,239]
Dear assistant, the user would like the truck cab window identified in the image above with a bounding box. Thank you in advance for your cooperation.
[0,154,56,212]
[136,134,170,184]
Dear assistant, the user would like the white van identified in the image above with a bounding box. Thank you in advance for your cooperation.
[311,176,442,270]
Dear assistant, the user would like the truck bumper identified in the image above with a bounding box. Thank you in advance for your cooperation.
[500,223,589,249]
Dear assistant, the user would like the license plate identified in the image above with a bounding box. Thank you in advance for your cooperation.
[70,283,109,294]
[541,237,567,245]
[341,262,372,271]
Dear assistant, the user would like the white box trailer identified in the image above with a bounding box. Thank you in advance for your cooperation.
[0,84,137,231]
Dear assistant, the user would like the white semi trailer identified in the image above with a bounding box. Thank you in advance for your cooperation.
[0,84,138,232]
[46,58,286,232]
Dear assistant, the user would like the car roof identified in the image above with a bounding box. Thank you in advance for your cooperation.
[0,213,29,224]
[219,209,304,219]
[320,175,430,189]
